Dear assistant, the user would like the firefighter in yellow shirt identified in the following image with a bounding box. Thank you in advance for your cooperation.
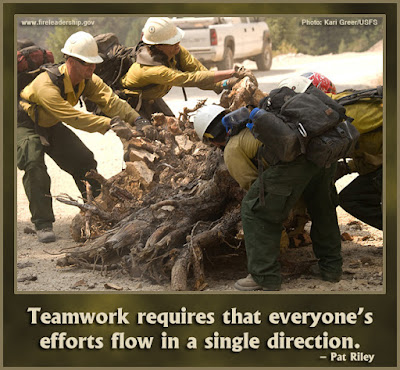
[193,103,342,291]
[120,17,249,120]
[17,31,144,243]
[301,72,383,230]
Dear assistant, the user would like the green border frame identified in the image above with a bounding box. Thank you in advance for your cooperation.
[2,2,399,369]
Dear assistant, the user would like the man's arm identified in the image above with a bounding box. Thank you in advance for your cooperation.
[35,83,112,134]
[84,74,140,125]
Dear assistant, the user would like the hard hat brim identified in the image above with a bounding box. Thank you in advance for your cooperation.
[278,76,312,93]
[194,105,226,140]
[61,49,104,64]
[142,27,185,45]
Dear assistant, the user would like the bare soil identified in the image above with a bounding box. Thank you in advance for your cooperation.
[16,47,384,293]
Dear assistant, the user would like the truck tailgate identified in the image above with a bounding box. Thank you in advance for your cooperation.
[179,28,211,50]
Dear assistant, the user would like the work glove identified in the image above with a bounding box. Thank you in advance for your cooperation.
[224,77,241,89]
[233,66,249,79]
[233,66,258,87]
[213,84,224,94]
[110,116,133,140]
[134,116,151,130]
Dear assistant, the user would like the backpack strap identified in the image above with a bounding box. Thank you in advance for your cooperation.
[110,45,136,87]
[336,86,383,106]
[175,49,188,101]
[20,64,66,146]
[45,64,88,108]
[44,65,66,99]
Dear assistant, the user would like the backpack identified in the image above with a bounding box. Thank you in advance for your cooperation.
[82,33,136,114]
[333,87,383,134]
[250,85,360,168]
[93,33,136,89]
[17,42,55,96]
[335,86,383,106]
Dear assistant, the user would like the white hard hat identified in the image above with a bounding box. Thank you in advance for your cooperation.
[278,76,312,93]
[193,105,226,140]
[61,31,103,64]
[142,17,185,45]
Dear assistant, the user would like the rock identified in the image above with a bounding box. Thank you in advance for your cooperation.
[17,274,37,282]
[347,220,362,230]
[175,135,194,152]
[341,232,353,241]
[104,283,123,291]
[360,257,373,265]
[128,148,158,163]
[70,212,85,242]
[23,227,36,234]
[17,262,34,269]
[71,279,87,289]
[125,161,154,186]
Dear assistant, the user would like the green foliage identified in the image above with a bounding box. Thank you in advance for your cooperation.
[338,39,347,54]
[46,24,82,63]
[124,18,147,47]
[263,16,383,55]
[274,40,298,56]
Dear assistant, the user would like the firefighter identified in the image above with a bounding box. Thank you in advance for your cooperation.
[193,102,342,291]
[120,17,251,120]
[18,31,145,243]
[299,72,383,230]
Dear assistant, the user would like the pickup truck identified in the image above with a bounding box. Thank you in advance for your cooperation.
[171,16,272,71]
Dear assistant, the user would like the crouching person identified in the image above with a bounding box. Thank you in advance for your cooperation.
[193,104,342,291]
[301,72,383,230]
[17,31,144,243]
[120,17,250,120]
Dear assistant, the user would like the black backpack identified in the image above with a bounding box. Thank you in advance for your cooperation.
[82,33,136,114]
[93,33,136,89]
[252,85,360,168]
[335,86,383,106]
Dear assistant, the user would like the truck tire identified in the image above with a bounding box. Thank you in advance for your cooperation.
[255,42,273,71]
[217,47,234,70]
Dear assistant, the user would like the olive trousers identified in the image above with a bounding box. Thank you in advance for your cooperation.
[241,156,342,290]
[17,120,100,230]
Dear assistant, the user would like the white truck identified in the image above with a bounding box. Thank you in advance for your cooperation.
[171,16,273,71]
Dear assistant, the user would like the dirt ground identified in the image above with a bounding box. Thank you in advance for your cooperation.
[16,45,384,293]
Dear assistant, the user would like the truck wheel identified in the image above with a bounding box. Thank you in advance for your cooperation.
[217,47,233,70]
[255,43,272,71]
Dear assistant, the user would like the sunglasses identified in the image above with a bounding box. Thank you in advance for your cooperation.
[74,58,95,67]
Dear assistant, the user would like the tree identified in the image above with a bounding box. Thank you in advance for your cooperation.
[124,18,147,47]
[262,16,383,55]
[46,23,82,62]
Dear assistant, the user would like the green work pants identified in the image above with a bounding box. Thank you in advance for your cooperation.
[17,121,100,230]
[241,156,342,290]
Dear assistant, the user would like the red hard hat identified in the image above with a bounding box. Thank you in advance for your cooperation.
[301,72,337,94]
